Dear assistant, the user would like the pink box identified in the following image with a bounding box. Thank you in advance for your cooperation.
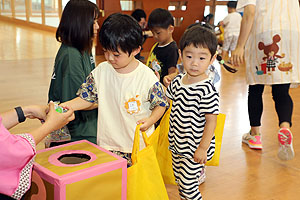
[25,140,127,200]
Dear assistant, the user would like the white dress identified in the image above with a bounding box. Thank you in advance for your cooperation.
[237,0,300,86]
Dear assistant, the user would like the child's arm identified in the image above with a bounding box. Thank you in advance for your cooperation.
[137,105,166,132]
[164,68,179,87]
[60,73,99,111]
[168,66,177,74]
[60,97,96,111]
[164,42,179,86]
[193,114,217,164]
[230,4,255,66]
[160,84,171,104]
[137,81,168,131]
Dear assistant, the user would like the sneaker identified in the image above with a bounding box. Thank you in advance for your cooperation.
[242,131,262,149]
[277,128,294,161]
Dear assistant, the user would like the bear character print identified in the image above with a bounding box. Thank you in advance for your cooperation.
[257,34,288,75]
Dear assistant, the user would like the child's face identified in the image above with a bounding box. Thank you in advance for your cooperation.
[180,44,216,81]
[103,47,140,73]
[93,19,99,38]
[150,25,174,45]
[228,7,234,13]
[138,17,147,29]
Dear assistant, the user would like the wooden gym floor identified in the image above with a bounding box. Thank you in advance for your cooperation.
[1,20,300,200]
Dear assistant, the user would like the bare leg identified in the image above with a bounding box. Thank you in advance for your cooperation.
[221,50,229,62]
[280,122,290,129]
[250,126,260,135]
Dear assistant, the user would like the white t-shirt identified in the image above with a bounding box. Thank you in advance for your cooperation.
[222,12,242,38]
[92,61,158,153]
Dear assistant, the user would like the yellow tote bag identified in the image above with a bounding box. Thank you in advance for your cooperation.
[206,113,226,166]
[148,125,160,153]
[155,102,176,185]
[146,42,158,68]
[154,102,226,185]
[127,124,169,200]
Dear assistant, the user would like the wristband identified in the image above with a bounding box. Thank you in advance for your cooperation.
[15,106,26,123]
[220,60,225,64]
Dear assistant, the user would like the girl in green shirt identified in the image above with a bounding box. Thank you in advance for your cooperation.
[48,0,100,146]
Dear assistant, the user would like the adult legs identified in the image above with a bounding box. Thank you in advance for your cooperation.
[248,83,293,130]
[248,84,265,135]
[246,83,294,159]
[271,84,293,128]
[271,83,294,160]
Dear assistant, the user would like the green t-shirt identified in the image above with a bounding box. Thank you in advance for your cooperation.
[48,44,98,144]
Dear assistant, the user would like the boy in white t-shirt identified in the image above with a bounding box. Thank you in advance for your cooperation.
[219,1,242,60]
[61,13,168,167]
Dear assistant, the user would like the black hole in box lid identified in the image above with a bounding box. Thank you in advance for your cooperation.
[58,153,91,164]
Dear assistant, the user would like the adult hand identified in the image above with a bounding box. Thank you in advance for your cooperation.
[44,101,75,132]
[28,102,74,144]
[23,105,48,121]
[230,46,245,67]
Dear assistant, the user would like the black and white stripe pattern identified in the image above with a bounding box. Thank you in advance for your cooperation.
[166,74,219,200]
[166,74,219,159]
[172,153,204,200]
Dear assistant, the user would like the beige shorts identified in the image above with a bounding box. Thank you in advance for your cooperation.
[223,35,239,51]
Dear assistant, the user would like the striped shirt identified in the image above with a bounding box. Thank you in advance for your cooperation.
[166,74,219,159]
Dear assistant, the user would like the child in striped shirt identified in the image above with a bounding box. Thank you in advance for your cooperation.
[166,25,219,200]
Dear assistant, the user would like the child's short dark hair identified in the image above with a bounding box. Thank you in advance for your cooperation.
[56,0,100,53]
[227,1,237,8]
[131,9,146,22]
[179,25,217,58]
[147,8,174,29]
[99,13,143,55]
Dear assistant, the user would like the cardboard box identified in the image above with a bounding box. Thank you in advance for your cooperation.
[25,140,127,200]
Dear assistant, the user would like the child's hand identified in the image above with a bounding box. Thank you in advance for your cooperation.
[154,70,160,81]
[59,102,68,109]
[193,147,207,164]
[163,75,172,87]
[164,70,179,87]
[136,118,152,132]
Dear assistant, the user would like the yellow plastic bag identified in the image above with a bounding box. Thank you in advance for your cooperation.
[127,124,169,200]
